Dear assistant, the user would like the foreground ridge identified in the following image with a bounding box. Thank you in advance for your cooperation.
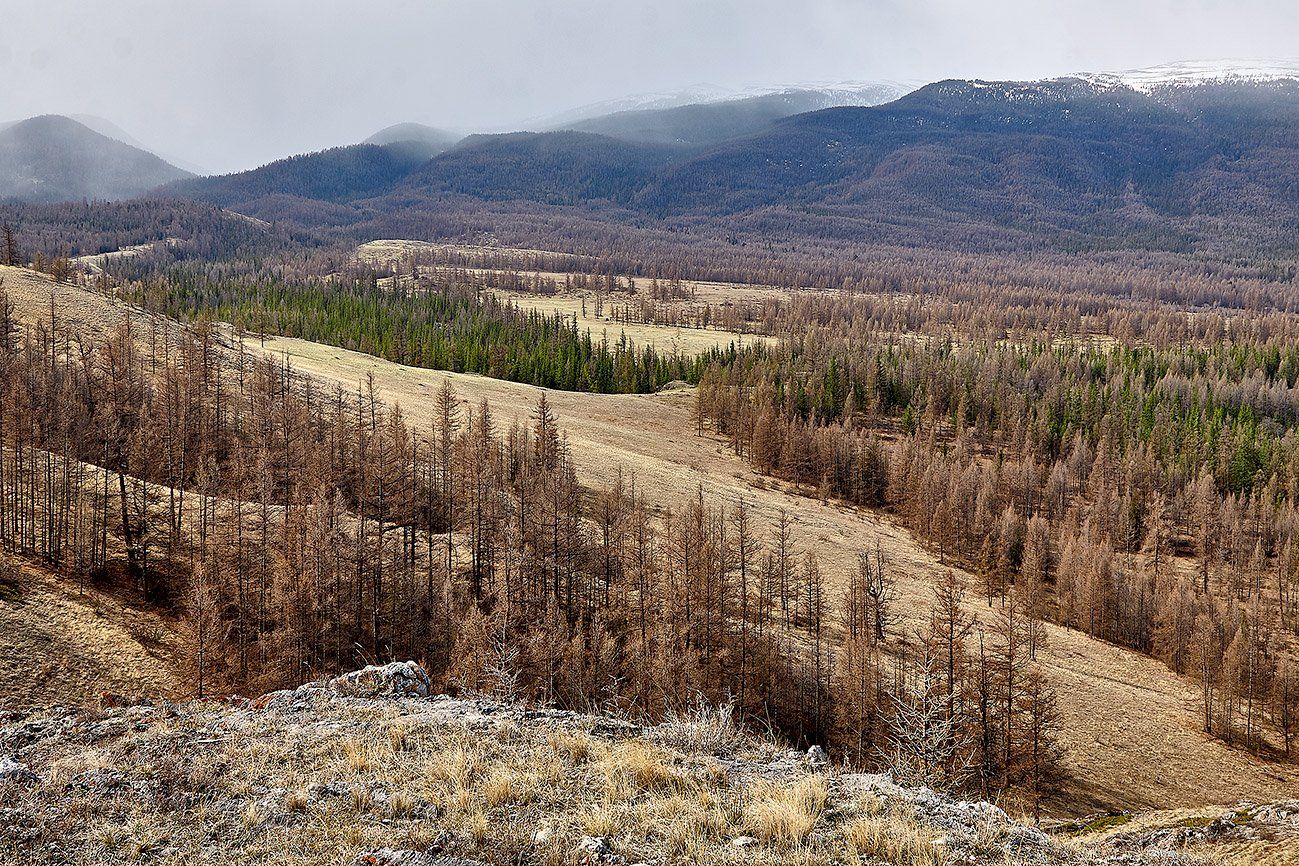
[2,662,1271,865]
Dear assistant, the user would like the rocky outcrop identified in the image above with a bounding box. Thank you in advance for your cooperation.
[330,661,432,698]
[251,660,432,710]
[0,664,1273,866]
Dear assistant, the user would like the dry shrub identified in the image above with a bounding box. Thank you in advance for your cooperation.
[284,789,309,813]
[599,740,687,798]
[548,729,592,764]
[653,694,746,755]
[479,766,535,807]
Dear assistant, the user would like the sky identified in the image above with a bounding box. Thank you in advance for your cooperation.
[1,0,1296,174]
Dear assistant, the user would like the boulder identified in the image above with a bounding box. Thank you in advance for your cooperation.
[330,662,432,698]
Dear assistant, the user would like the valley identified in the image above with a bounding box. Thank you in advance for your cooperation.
[5,34,1299,864]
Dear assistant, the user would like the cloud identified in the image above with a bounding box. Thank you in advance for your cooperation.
[2,0,1295,173]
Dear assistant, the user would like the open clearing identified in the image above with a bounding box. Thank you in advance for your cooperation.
[495,290,774,356]
[356,238,803,305]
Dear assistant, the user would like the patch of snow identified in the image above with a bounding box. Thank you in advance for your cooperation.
[1077,59,1299,93]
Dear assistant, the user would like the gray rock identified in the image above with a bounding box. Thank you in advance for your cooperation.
[577,835,625,863]
[330,662,431,698]
[0,757,37,785]
[307,780,350,802]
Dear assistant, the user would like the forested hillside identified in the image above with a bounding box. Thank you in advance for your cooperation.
[139,76,1299,261]
[0,270,1069,813]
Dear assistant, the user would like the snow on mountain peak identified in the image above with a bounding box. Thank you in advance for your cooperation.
[1079,59,1299,93]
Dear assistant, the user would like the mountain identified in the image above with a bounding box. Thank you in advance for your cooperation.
[67,114,208,175]
[534,81,913,129]
[628,73,1299,252]
[562,83,909,147]
[362,122,461,160]
[0,115,192,203]
[1077,58,1299,93]
[394,131,681,206]
[156,142,434,216]
[364,69,1299,257]
[150,63,1299,257]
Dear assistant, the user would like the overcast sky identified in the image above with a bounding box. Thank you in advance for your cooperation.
[1,0,1295,173]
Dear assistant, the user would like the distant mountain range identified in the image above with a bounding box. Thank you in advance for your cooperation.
[531,81,916,128]
[0,115,192,203]
[8,62,1299,258]
[274,63,1299,256]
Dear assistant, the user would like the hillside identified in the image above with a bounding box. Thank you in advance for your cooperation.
[245,328,1299,817]
[562,84,908,146]
[0,559,180,710]
[0,115,192,203]
[155,143,434,214]
[5,660,1288,865]
[394,131,682,206]
[139,71,1299,260]
[629,75,1299,255]
[5,262,1299,819]
[369,75,1299,258]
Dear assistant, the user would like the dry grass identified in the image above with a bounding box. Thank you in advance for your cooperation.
[844,815,948,866]
[0,560,179,710]
[744,776,828,848]
[4,692,1018,866]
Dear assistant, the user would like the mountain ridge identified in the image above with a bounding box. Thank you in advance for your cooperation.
[0,115,192,203]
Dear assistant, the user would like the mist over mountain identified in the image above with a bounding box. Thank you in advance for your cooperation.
[559,83,910,146]
[4,61,1275,260]
[0,115,192,203]
[227,66,1299,259]
[361,123,462,160]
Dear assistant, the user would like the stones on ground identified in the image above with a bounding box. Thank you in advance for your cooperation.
[307,780,350,802]
[354,850,483,866]
[577,835,625,864]
[533,826,554,845]
[731,835,758,847]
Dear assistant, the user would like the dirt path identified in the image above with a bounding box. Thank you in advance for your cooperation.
[251,331,1299,815]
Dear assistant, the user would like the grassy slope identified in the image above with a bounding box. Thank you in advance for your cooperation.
[4,266,1299,817]
[0,561,180,710]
